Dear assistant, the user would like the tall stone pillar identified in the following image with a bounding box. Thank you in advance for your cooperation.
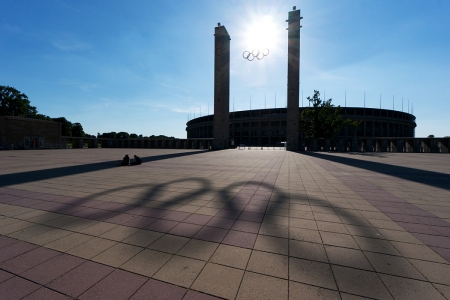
[213,24,230,150]
[286,7,302,151]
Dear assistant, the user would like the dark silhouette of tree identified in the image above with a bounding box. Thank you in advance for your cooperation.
[52,117,73,136]
[428,135,435,138]
[130,133,138,139]
[300,90,359,139]
[71,122,85,137]
[0,85,37,117]
[117,132,130,139]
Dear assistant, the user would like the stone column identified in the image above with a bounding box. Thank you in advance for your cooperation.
[286,7,302,151]
[213,24,230,150]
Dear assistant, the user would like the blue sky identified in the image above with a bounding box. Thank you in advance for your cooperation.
[1,0,449,138]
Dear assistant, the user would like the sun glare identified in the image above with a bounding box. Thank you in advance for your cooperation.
[243,15,279,50]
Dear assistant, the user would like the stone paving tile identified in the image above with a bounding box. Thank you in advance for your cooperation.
[183,290,222,300]
[408,258,450,286]
[129,278,186,299]
[289,227,322,243]
[222,230,257,248]
[177,239,219,261]
[289,281,340,300]
[148,234,189,254]
[121,229,163,247]
[364,251,426,280]
[380,274,446,300]
[0,275,40,299]
[120,249,172,277]
[192,263,244,299]
[47,261,114,298]
[79,269,148,300]
[22,287,73,300]
[21,253,85,285]
[0,246,61,274]
[247,250,288,279]
[45,232,94,252]
[0,240,37,263]
[236,271,288,300]
[66,236,117,259]
[290,240,327,262]
[153,255,206,288]
[331,265,393,299]
[210,244,252,269]
[91,242,142,267]
[289,257,336,290]
[253,234,288,255]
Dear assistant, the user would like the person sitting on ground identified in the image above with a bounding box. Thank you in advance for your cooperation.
[119,154,130,166]
[131,155,142,165]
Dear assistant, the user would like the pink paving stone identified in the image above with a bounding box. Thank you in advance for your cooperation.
[431,226,450,237]
[0,240,38,263]
[385,213,421,223]
[397,222,442,235]
[183,290,222,300]
[163,211,191,222]
[21,253,85,285]
[416,216,450,227]
[22,287,72,300]
[130,278,186,300]
[146,219,179,233]
[194,226,229,243]
[0,235,19,249]
[206,216,236,229]
[0,276,40,299]
[47,261,114,298]
[238,211,264,222]
[412,233,450,249]
[0,246,61,274]
[0,270,14,283]
[430,247,450,262]
[94,202,131,212]
[222,230,257,249]
[79,269,148,300]
[124,216,158,229]
[231,220,261,233]
[169,223,203,238]
[104,213,138,225]
[183,214,213,225]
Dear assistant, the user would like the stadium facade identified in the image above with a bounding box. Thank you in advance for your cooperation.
[186,107,417,146]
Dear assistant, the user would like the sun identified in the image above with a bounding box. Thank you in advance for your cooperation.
[243,15,279,51]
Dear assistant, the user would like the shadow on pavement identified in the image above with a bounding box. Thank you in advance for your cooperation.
[302,151,450,191]
[0,150,206,188]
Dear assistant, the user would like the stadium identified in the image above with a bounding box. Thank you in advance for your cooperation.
[186,107,417,146]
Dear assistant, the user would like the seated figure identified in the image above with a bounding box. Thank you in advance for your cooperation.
[132,155,142,165]
[120,154,130,166]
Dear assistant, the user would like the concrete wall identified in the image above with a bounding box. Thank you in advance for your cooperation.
[0,116,61,150]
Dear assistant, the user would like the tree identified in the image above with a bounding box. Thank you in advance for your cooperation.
[0,85,37,117]
[52,117,73,136]
[299,90,359,139]
[428,135,435,138]
[71,122,85,137]
[130,133,138,139]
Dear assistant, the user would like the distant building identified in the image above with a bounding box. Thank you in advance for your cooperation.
[186,107,417,146]
[0,116,62,150]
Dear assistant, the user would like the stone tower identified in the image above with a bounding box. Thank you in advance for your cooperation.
[286,7,302,151]
[212,24,230,150]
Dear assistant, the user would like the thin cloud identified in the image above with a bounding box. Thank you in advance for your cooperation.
[53,0,86,16]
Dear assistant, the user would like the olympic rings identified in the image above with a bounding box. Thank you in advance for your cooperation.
[242,48,269,61]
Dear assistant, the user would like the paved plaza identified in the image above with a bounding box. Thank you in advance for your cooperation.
[0,148,449,299]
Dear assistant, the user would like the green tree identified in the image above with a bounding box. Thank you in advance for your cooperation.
[299,90,359,139]
[117,132,130,139]
[52,117,73,136]
[71,122,85,137]
[0,85,37,117]
[130,133,138,139]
